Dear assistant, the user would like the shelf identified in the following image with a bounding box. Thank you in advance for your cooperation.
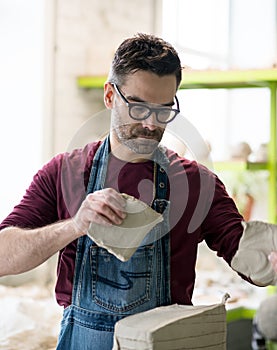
[77,75,107,89]
[214,161,268,172]
[179,68,277,89]
[77,69,277,89]
[226,307,256,323]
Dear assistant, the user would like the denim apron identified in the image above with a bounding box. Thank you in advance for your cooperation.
[56,136,171,350]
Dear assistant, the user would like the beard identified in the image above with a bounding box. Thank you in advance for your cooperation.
[113,123,164,154]
[111,107,164,155]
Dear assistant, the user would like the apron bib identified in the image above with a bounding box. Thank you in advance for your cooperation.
[56,137,171,350]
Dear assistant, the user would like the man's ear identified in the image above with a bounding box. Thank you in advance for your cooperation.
[104,82,114,109]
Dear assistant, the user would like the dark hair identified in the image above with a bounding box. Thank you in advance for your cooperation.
[108,33,182,89]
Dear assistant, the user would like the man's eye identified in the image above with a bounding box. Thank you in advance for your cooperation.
[132,105,149,115]
[159,109,171,117]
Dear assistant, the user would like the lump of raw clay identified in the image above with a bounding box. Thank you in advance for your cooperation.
[87,194,163,261]
[113,300,228,349]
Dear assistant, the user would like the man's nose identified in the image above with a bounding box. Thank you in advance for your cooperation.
[140,112,158,130]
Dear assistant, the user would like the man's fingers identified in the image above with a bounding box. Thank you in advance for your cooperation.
[88,188,124,206]
[90,201,126,225]
[86,189,127,224]
[73,188,127,234]
[88,189,126,219]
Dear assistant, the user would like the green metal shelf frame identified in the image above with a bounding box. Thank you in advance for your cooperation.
[77,69,277,223]
[213,161,268,172]
[226,306,256,323]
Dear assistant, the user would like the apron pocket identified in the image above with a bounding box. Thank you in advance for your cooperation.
[90,244,154,312]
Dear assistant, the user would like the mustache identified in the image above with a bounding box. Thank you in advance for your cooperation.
[129,125,163,140]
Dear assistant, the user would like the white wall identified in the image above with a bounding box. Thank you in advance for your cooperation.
[229,0,277,69]
[51,0,163,154]
[0,0,45,221]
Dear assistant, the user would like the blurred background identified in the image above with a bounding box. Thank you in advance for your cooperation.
[1,0,276,222]
[0,0,276,349]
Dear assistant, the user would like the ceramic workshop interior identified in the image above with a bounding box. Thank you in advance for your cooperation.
[1,0,277,349]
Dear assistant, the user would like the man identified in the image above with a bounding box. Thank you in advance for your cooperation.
[0,33,276,349]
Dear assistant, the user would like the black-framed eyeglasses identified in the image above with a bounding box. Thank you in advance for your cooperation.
[112,83,180,124]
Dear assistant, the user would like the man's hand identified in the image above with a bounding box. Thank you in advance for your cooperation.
[231,221,277,286]
[73,188,127,235]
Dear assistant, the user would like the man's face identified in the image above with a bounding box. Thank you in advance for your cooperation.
[107,71,178,159]
[111,104,164,155]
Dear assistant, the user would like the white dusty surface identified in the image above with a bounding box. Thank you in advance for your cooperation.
[193,242,269,309]
[0,284,62,350]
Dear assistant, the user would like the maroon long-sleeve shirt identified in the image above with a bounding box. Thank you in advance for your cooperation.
[0,141,244,307]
